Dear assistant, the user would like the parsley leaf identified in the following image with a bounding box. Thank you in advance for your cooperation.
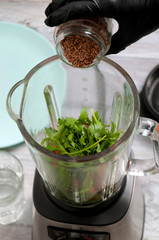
[41,107,122,156]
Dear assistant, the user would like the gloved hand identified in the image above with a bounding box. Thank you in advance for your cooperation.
[44,0,159,54]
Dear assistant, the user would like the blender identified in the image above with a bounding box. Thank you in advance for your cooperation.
[7,56,159,240]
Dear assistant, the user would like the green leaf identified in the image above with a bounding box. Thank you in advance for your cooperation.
[41,107,122,156]
[64,117,76,128]
[45,127,57,140]
[78,106,88,122]
[79,135,86,146]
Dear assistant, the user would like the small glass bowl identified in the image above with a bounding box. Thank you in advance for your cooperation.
[53,17,112,68]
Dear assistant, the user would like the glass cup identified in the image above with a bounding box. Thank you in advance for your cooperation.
[6,56,159,208]
[0,151,25,225]
[54,17,112,68]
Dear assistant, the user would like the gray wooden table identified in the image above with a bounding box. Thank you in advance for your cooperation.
[0,1,159,240]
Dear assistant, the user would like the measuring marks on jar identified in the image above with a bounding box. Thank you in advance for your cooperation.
[81,76,89,107]
[80,67,107,121]
[81,75,100,109]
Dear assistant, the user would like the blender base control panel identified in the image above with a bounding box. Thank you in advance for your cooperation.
[48,226,110,240]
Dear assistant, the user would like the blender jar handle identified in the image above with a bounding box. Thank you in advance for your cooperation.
[6,79,26,121]
[128,117,159,176]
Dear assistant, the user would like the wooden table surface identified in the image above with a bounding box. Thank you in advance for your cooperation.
[0,1,159,240]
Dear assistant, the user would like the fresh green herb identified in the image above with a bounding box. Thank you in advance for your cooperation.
[41,107,122,156]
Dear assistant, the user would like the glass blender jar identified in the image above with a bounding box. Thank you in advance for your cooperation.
[7,56,159,208]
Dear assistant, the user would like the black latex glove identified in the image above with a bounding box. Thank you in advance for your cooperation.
[44,0,159,54]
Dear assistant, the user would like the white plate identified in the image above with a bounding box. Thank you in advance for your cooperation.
[0,21,55,148]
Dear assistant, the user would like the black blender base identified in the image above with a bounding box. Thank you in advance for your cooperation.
[32,171,145,240]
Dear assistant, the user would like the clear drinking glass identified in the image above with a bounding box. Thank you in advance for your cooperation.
[6,56,159,207]
[0,151,25,224]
